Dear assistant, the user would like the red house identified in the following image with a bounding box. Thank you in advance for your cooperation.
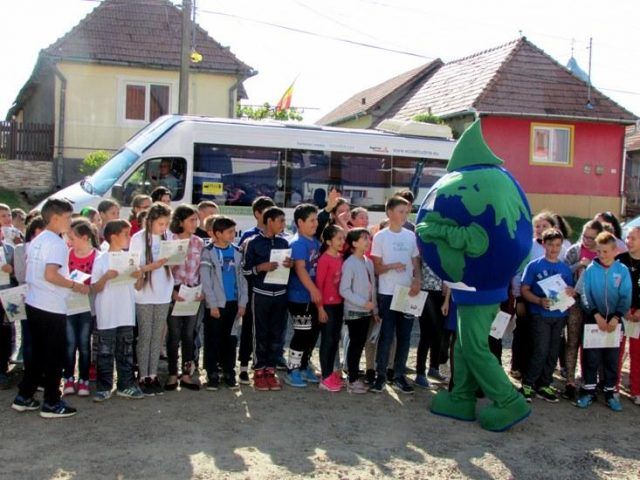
[319,38,637,218]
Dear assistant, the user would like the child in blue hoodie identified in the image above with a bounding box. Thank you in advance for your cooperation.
[578,231,631,411]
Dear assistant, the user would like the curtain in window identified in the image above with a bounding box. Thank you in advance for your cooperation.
[126,85,146,120]
[150,85,170,122]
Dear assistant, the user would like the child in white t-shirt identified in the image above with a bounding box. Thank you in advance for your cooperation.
[129,203,172,396]
[369,196,421,395]
[91,219,144,402]
[13,199,88,419]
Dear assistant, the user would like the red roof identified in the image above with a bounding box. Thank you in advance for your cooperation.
[43,0,254,76]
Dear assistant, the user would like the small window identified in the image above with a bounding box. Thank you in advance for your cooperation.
[124,83,171,122]
[530,123,574,166]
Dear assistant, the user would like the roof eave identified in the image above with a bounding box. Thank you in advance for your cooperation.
[477,111,638,125]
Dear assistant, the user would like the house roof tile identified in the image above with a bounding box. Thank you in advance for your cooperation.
[627,125,640,152]
[316,59,442,126]
[43,0,254,76]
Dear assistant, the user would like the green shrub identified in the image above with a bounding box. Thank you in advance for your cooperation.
[412,113,444,124]
[80,150,110,175]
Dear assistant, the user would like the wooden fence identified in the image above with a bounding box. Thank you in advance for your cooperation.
[0,121,54,161]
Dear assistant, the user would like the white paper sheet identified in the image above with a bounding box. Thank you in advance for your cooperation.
[537,274,575,312]
[583,324,622,349]
[171,285,202,317]
[390,285,428,317]
[159,238,190,266]
[263,248,292,285]
[622,318,640,339]
[108,251,141,285]
[490,311,513,340]
[0,284,28,322]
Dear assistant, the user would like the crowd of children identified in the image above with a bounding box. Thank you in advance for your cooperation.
[1,188,639,419]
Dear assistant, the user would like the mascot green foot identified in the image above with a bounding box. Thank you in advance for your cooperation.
[479,396,531,432]
[431,390,476,422]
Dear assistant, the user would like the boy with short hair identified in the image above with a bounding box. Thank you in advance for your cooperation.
[97,199,120,242]
[195,201,219,240]
[0,203,23,246]
[284,204,322,388]
[12,198,90,418]
[200,215,248,390]
[370,195,421,394]
[578,231,632,411]
[520,228,574,403]
[242,207,291,391]
[237,195,276,382]
[91,219,145,402]
[616,226,640,405]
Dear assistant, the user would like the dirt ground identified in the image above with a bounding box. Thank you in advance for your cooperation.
[1,329,639,480]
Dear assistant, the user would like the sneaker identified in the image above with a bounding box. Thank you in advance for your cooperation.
[319,375,342,393]
[239,370,251,385]
[150,377,164,395]
[634,395,640,406]
[414,375,430,389]
[427,368,448,382]
[575,393,596,409]
[253,369,269,391]
[140,379,155,397]
[265,368,282,391]
[606,394,623,412]
[393,376,415,395]
[40,400,77,418]
[386,369,395,385]
[561,384,577,401]
[536,386,559,403]
[63,378,76,395]
[93,390,113,403]
[301,366,320,384]
[116,385,144,399]
[369,376,386,394]
[365,369,376,385]
[76,380,90,397]
[205,376,220,391]
[347,379,368,394]
[276,356,288,371]
[224,375,240,390]
[520,385,535,403]
[11,395,40,412]
[284,369,307,388]
[88,363,97,382]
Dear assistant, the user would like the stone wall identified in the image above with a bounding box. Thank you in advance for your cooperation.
[0,159,55,193]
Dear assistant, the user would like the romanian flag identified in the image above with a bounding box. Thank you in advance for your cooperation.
[275,81,295,111]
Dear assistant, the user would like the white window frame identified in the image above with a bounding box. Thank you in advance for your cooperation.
[117,77,178,126]
[530,122,574,167]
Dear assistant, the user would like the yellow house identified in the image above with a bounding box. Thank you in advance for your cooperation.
[7,0,256,187]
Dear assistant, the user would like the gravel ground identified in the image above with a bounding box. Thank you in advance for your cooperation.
[1,329,639,480]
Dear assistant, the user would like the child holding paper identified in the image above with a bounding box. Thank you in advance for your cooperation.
[62,219,99,398]
[129,202,172,396]
[201,215,247,390]
[370,196,421,395]
[242,207,291,391]
[520,228,574,403]
[0,230,16,389]
[578,231,631,411]
[616,226,640,405]
[91,220,144,401]
[165,205,204,391]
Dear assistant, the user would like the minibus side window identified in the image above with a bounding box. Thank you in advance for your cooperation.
[120,157,186,205]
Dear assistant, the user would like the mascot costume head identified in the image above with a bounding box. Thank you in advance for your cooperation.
[416,119,532,432]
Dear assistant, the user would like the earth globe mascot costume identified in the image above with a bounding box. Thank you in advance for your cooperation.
[415,119,532,432]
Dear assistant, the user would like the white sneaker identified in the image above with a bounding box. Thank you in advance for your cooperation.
[633,395,640,406]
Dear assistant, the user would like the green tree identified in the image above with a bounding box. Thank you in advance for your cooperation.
[80,150,110,175]
[412,112,444,124]
[236,102,303,121]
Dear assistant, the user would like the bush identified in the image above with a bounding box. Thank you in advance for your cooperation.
[80,150,110,175]
[412,113,444,125]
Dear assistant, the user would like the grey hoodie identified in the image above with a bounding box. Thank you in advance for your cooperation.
[339,254,378,316]
[200,244,248,309]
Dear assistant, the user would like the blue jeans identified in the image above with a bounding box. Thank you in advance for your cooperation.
[375,294,415,379]
[96,326,135,392]
[64,312,92,380]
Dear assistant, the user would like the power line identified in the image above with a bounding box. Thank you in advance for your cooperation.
[196,8,434,60]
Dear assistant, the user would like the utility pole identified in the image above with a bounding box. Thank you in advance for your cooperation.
[179,0,192,114]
